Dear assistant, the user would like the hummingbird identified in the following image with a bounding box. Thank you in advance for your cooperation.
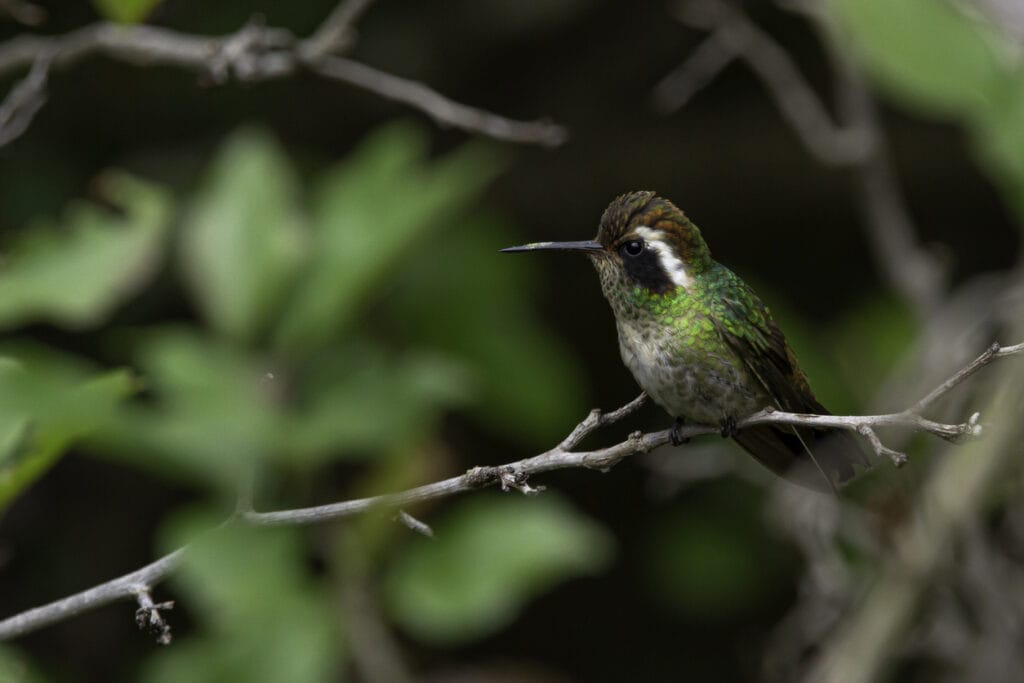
[503,191,868,491]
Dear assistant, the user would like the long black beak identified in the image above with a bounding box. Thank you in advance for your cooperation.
[500,240,604,254]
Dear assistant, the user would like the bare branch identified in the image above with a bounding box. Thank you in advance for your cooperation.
[559,391,648,450]
[668,0,871,165]
[395,509,434,538]
[302,0,380,60]
[0,548,184,641]
[309,57,568,147]
[0,50,48,145]
[912,341,1024,413]
[0,339,1019,642]
[856,424,906,466]
[652,31,736,113]
[0,2,567,148]
[0,0,45,27]
[659,0,948,318]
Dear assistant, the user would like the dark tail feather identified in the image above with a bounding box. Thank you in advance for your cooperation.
[733,424,869,492]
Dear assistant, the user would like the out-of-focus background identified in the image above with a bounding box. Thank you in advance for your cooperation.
[1,0,1023,681]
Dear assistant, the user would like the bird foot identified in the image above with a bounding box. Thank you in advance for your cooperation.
[719,416,739,438]
[670,418,690,446]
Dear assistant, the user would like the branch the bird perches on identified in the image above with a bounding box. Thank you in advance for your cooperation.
[0,340,1020,642]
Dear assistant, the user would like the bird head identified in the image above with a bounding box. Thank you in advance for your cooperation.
[502,191,712,297]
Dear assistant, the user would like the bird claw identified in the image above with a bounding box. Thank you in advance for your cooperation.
[719,416,739,438]
[670,418,690,446]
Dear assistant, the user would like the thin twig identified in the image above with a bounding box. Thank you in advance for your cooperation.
[132,585,174,646]
[301,0,380,60]
[660,0,947,318]
[652,31,736,113]
[912,342,1024,413]
[0,0,45,26]
[559,391,648,450]
[668,0,870,165]
[0,2,567,148]
[0,549,184,641]
[309,57,567,147]
[0,49,48,145]
[0,339,1019,642]
[395,509,434,538]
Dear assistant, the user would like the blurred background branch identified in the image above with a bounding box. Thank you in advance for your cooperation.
[0,0,567,148]
[656,0,948,320]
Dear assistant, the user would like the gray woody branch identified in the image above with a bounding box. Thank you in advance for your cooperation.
[654,0,947,320]
[0,0,567,148]
[0,340,1020,642]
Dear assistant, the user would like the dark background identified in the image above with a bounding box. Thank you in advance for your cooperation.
[0,1,1017,681]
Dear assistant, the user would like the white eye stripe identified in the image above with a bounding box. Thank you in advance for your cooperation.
[634,226,690,288]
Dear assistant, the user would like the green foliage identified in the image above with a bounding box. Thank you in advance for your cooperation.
[142,511,337,683]
[384,494,613,644]
[83,124,578,493]
[92,329,282,487]
[0,172,171,331]
[385,216,588,441]
[642,483,795,621]
[181,129,306,344]
[827,296,917,407]
[273,125,503,353]
[285,345,475,462]
[831,0,1024,218]
[0,643,46,683]
[0,122,595,675]
[831,0,1002,117]
[92,0,163,24]
[0,351,134,512]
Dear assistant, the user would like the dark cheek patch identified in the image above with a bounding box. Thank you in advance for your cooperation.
[621,249,675,294]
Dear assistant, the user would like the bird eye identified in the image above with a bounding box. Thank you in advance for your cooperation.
[622,240,644,257]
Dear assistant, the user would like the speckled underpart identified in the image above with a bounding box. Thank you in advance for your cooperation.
[591,254,768,424]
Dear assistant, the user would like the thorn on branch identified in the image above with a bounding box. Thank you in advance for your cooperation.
[395,509,434,538]
[133,586,174,646]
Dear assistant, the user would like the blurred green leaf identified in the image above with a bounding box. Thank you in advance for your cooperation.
[643,483,794,621]
[0,644,47,683]
[142,510,337,683]
[181,128,307,344]
[0,172,171,331]
[0,351,134,511]
[273,123,503,354]
[92,0,162,24]
[384,494,613,645]
[831,0,1024,220]
[973,82,1024,218]
[827,295,916,407]
[89,329,281,488]
[830,0,1003,117]
[385,216,587,441]
[287,344,475,463]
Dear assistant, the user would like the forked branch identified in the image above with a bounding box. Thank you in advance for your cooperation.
[0,0,567,148]
[0,340,1019,642]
